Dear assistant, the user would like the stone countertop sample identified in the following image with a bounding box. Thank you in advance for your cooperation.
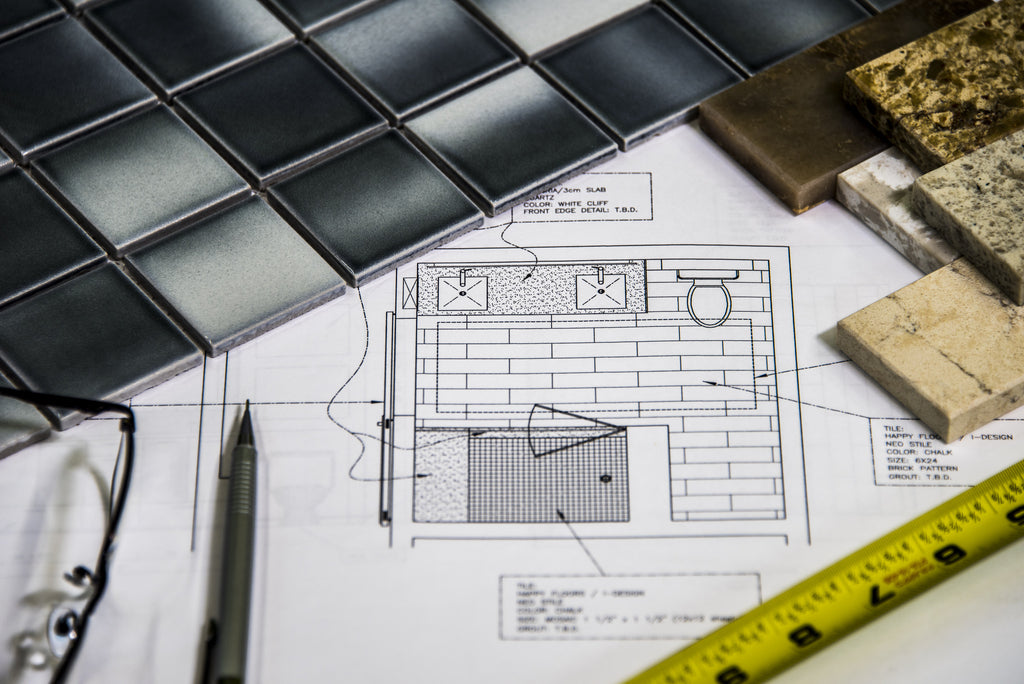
[912,129,1024,303]
[838,258,1024,442]
[844,0,1024,172]
[698,0,989,214]
[837,147,959,273]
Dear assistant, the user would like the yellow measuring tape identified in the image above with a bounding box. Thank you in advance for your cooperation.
[624,458,1024,684]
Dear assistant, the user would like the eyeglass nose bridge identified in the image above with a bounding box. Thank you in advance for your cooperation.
[50,608,79,641]
[41,566,97,661]
[46,605,81,660]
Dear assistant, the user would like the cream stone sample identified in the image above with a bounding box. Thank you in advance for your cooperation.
[912,129,1024,303]
[837,147,958,273]
[838,258,1024,442]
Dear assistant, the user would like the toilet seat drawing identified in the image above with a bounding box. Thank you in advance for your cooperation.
[677,269,739,328]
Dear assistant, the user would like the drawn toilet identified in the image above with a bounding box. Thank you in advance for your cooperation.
[677,269,738,328]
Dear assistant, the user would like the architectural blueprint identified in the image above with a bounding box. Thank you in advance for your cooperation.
[2,122,1023,684]
[384,244,804,544]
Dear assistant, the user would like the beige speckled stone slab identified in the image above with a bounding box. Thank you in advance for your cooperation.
[844,0,1024,172]
[838,258,1024,442]
[912,129,1024,303]
[837,147,959,273]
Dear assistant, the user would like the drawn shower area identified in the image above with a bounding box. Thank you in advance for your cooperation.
[381,245,807,543]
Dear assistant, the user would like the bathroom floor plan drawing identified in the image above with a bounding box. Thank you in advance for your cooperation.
[380,243,807,546]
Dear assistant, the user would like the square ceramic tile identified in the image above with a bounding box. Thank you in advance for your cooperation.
[176,45,385,187]
[0,372,53,459]
[538,6,741,150]
[263,0,380,33]
[33,106,250,256]
[0,18,156,162]
[662,0,870,73]
[313,0,517,121]
[911,129,1024,304]
[845,0,1024,172]
[838,258,1024,442]
[0,0,63,43]
[404,67,617,215]
[0,169,105,307]
[126,198,346,355]
[697,0,989,213]
[268,131,483,284]
[462,0,646,58]
[865,0,906,10]
[0,263,202,428]
[86,0,295,97]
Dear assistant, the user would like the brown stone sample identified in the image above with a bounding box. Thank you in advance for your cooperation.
[838,258,1024,442]
[698,0,989,214]
[844,0,1024,172]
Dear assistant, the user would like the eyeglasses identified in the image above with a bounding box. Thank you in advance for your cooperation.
[0,386,135,684]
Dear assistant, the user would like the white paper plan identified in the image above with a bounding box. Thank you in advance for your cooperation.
[2,122,1023,684]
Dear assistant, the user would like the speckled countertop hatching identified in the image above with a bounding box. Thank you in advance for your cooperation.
[844,0,1024,171]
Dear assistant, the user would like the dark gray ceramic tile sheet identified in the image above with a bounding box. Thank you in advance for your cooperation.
[0,0,63,43]
[268,131,483,284]
[462,0,647,58]
[0,169,105,307]
[86,0,295,97]
[263,0,382,34]
[661,0,871,73]
[126,198,346,355]
[539,6,742,150]
[864,0,906,9]
[0,0,885,460]
[0,372,53,459]
[405,67,617,215]
[33,106,251,256]
[313,0,517,121]
[0,18,156,162]
[175,44,386,187]
[0,263,202,428]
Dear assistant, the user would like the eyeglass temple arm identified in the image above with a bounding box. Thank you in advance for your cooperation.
[0,386,134,430]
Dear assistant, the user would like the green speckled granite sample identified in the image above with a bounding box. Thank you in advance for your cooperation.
[698,0,989,214]
[845,0,1024,172]
[911,129,1024,303]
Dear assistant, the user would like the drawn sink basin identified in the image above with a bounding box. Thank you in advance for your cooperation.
[438,275,488,311]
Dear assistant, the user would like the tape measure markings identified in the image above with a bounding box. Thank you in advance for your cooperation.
[625,459,1024,684]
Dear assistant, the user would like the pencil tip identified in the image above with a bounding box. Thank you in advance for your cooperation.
[238,400,254,447]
